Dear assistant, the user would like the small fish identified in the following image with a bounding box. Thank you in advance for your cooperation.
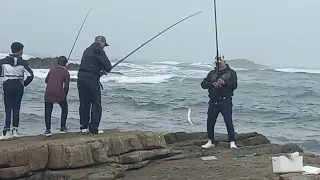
[187,108,194,126]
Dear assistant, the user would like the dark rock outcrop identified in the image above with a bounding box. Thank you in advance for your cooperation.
[28,57,79,70]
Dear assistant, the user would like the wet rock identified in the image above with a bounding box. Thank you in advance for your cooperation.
[239,134,270,146]
[117,149,171,164]
[281,143,304,153]
[0,166,30,179]
[164,132,270,145]
[123,160,150,170]
[279,174,320,180]
[164,132,207,144]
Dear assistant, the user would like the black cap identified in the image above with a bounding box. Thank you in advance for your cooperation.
[11,42,24,53]
[95,36,109,46]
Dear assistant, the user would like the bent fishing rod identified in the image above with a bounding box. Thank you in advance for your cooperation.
[67,7,92,60]
[109,11,203,71]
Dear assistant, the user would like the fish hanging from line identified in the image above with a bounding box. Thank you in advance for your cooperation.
[187,108,194,126]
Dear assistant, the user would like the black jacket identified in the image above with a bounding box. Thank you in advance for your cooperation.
[77,42,112,80]
[0,54,34,86]
[201,64,237,100]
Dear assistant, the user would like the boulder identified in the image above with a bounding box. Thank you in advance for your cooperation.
[0,143,48,171]
[0,130,167,179]
[47,141,94,169]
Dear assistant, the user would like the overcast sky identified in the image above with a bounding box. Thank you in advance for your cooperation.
[0,0,319,68]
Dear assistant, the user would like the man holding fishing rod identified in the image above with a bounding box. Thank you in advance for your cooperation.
[200,55,238,149]
[199,0,238,149]
[77,36,112,134]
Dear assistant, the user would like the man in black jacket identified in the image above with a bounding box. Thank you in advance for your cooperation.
[0,42,34,140]
[200,56,238,149]
[77,36,112,134]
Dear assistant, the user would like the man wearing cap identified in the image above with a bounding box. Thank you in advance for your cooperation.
[77,36,112,134]
[200,56,238,149]
[0,42,34,140]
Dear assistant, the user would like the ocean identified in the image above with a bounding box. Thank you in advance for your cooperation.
[0,53,320,154]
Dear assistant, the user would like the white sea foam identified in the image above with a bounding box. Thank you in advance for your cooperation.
[32,69,79,79]
[0,52,34,60]
[101,74,175,84]
[152,61,182,65]
[274,68,320,74]
[32,69,174,84]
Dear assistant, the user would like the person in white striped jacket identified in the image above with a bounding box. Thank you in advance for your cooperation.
[0,42,34,140]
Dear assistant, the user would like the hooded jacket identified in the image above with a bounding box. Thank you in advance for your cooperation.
[0,54,34,86]
[77,42,112,80]
[45,65,70,103]
[201,64,238,100]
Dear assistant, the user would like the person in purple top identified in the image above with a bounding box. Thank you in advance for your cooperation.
[43,56,70,136]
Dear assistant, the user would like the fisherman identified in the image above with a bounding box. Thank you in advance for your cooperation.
[200,55,238,149]
[43,56,70,136]
[0,42,34,139]
[77,36,112,134]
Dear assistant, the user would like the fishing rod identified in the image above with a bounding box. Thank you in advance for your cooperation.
[213,0,220,74]
[67,7,92,60]
[109,11,203,70]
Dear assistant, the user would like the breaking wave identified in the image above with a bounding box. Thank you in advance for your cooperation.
[0,52,35,60]
[274,68,320,74]
[101,74,175,84]
[32,69,174,84]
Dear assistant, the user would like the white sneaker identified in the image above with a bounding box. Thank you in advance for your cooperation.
[12,129,19,138]
[98,130,104,134]
[201,140,215,149]
[230,141,237,148]
[81,128,89,134]
[0,130,11,140]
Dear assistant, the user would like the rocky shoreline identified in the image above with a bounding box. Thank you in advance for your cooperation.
[0,130,319,180]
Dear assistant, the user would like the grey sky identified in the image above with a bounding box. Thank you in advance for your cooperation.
[0,0,318,68]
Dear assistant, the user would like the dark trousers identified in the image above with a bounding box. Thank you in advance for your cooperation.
[45,99,68,130]
[3,80,24,131]
[77,78,102,133]
[207,97,235,142]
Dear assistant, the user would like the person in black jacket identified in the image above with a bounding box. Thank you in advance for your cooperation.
[77,36,112,134]
[0,42,34,140]
[200,56,238,149]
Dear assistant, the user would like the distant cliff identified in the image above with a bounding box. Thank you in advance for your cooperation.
[227,59,269,69]
[26,57,268,70]
[28,57,79,70]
